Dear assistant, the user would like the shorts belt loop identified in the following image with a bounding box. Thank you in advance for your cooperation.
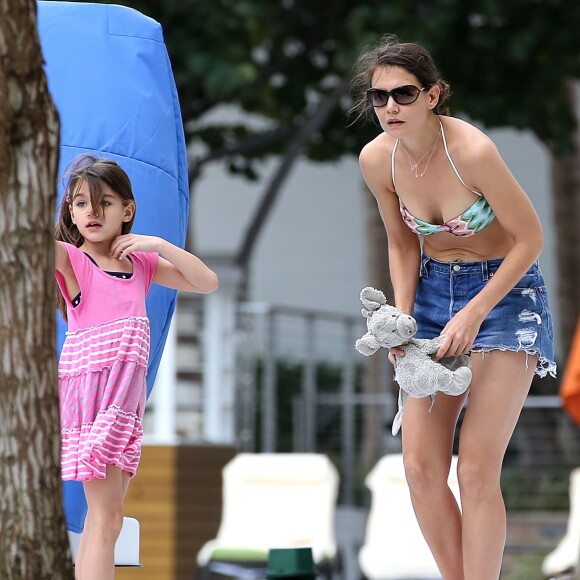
[482,260,489,281]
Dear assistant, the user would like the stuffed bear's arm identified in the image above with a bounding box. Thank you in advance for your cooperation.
[410,335,445,355]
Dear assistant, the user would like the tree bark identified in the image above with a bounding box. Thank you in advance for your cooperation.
[0,0,72,577]
[550,80,580,361]
[234,80,350,274]
[360,181,398,472]
[549,80,580,465]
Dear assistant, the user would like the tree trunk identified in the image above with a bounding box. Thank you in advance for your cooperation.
[360,182,398,473]
[551,80,580,361]
[234,80,350,299]
[0,0,72,577]
[550,79,580,465]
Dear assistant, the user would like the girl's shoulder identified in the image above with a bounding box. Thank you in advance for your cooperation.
[57,240,78,251]
[130,250,158,267]
[129,250,159,284]
[56,240,85,264]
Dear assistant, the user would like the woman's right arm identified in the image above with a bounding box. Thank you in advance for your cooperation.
[359,141,421,315]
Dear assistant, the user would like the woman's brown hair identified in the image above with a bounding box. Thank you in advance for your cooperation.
[350,34,452,124]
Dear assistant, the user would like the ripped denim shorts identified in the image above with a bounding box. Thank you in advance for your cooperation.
[413,254,557,378]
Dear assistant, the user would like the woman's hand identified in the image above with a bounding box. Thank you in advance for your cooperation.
[436,307,484,359]
[388,346,406,368]
[110,234,162,259]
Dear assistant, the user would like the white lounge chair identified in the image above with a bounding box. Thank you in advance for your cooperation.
[359,453,460,580]
[196,453,340,579]
[68,516,140,566]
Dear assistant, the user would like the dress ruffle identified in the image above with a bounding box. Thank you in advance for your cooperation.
[61,405,143,481]
[59,317,149,482]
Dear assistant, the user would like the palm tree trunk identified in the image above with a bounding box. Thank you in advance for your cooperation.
[0,0,72,576]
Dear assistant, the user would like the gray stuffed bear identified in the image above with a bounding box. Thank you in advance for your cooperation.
[355,287,472,435]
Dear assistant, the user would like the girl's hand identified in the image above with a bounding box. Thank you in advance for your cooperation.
[388,346,406,368]
[110,234,162,259]
[436,308,484,359]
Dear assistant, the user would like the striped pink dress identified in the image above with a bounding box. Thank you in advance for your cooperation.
[55,242,158,481]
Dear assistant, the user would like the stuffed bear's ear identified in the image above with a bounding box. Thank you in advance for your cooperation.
[361,308,373,319]
[355,334,380,356]
[360,287,387,311]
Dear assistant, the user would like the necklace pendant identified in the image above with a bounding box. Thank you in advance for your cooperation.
[415,173,423,178]
[410,163,418,171]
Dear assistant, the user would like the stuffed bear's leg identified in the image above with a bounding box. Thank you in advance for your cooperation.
[443,366,472,395]
[392,389,408,436]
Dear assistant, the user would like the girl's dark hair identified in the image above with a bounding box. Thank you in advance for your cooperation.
[350,34,452,124]
[55,155,136,319]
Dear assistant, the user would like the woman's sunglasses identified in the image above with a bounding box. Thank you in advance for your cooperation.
[366,85,427,107]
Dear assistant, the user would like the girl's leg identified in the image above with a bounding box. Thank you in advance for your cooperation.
[75,518,88,579]
[76,465,131,580]
[458,351,536,580]
[402,391,468,580]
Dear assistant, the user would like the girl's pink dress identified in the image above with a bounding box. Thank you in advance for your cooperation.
[55,242,158,481]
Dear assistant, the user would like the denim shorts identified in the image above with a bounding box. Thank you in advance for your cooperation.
[413,254,556,378]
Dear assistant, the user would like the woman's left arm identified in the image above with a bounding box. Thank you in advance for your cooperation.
[436,137,543,358]
[111,234,219,293]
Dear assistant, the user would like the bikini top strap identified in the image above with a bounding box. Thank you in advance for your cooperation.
[391,139,399,188]
[439,121,480,196]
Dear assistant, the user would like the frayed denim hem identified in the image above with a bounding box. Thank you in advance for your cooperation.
[471,345,557,378]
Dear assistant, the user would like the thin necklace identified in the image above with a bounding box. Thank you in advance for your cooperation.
[400,135,440,178]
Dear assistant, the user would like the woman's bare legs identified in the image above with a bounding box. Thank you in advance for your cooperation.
[75,465,131,580]
[458,351,535,580]
[402,391,468,580]
[403,350,535,580]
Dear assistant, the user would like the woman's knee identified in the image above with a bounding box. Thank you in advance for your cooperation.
[457,459,500,502]
[404,455,452,495]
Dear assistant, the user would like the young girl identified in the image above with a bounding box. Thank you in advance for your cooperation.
[351,37,556,579]
[54,155,218,579]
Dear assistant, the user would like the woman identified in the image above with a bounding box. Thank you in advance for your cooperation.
[352,35,556,579]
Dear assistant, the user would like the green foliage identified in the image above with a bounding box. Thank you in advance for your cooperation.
[253,358,364,451]
[92,0,580,181]
[502,467,572,512]
[502,552,548,580]
[252,357,369,502]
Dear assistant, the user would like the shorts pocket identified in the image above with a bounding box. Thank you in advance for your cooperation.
[510,269,542,291]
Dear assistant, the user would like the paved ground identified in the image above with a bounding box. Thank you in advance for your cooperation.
[335,506,367,580]
[334,508,569,580]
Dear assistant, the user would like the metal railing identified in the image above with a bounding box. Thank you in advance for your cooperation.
[235,302,572,510]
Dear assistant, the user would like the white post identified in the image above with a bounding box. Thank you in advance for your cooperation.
[203,259,241,443]
[147,317,177,443]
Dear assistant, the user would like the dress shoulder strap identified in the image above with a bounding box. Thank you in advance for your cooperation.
[439,121,480,196]
[391,139,399,189]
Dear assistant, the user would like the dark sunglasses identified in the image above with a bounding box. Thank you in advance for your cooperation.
[366,85,427,107]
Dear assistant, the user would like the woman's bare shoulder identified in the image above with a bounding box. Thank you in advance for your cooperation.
[442,116,498,161]
[360,132,394,163]
[359,133,396,194]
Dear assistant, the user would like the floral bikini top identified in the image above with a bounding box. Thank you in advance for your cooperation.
[393,122,496,237]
